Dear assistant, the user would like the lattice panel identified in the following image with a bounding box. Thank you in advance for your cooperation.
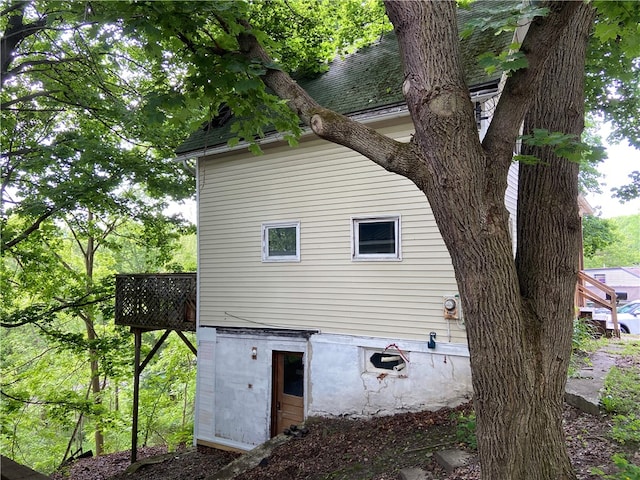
[115,274,196,331]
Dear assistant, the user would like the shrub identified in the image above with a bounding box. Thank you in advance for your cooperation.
[453,411,477,450]
[591,454,640,479]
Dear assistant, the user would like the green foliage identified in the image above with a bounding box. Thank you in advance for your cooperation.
[460,3,549,39]
[613,171,640,202]
[460,3,552,77]
[616,341,640,358]
[1,21,198,452]
[590,342,640,477]
[1,215,197,472]
[137,332,196,450]
[82,0,391,151]
[478,44,528,76]
[166,235,197,272]
[584,214,640,268]
[452,411,477,449]
[579,118,608,195]
[602,366,640,416]
[588,2,640,148]
[1,325,100,472]
[582,215,620,259]
[1,1,195,255]
[569,317,605,376]
[516,129,607,165]
[592,454,640,480]
[601,364,640,445]
[610,414,640,446]
[572,317,599,352]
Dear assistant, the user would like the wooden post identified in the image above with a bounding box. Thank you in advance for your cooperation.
[131,328,142,464]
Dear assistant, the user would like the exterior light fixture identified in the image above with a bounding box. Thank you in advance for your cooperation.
[428,332,437,349]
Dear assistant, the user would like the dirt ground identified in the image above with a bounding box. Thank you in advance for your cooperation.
[51,345,639,480]
[52,402,635,480]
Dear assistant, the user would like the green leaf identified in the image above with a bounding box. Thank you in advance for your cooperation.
[513,154,544,165]
[235,77,262,93]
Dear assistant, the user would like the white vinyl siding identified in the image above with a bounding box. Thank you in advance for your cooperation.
[505,162,519,255]
[197,119,465,343]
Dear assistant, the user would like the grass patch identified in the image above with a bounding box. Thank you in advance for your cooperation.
[569,317,608,376]
[615,339,640,356]
[594,337,640,478]
[592,453,640,480]
[601,365,640,445]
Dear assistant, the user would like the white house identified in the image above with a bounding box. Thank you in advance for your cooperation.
[175,5,522,452]
[584,267,640,304]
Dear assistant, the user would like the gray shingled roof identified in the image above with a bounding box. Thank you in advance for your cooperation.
[176,2,514,155]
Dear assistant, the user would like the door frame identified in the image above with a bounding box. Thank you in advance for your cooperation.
[271,350,305,437]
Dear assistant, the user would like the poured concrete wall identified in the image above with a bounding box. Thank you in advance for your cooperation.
[195,327,308,450]
[195,327,471,450]
[308,333,472,417]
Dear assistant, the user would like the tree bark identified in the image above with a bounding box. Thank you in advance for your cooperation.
[82,211,105,455]
[498,4,594,478]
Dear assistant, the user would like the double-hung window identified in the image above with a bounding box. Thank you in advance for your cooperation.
[352,216,401,261]
[262,221,300,262]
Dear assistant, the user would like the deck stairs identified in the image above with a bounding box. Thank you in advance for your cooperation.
[576,271,620,336]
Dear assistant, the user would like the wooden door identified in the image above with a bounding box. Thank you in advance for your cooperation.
[272,351,304,436]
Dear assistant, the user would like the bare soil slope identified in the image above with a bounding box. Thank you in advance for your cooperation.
[53,404,630,480]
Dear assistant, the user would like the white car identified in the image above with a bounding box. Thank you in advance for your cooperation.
[605,300,640,334]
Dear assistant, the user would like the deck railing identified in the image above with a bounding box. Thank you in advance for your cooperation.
[576,271,619,336]
[115,273,196,331]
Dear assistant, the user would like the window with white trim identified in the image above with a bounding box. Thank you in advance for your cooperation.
[352,216,401,261]
[262,222,300,262]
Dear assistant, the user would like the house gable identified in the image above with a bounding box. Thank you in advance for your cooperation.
[190,2,523,451]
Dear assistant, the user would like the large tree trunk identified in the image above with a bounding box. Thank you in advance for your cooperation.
[238,1,595,477]
[496,4,594,478]
[384,2,594,479]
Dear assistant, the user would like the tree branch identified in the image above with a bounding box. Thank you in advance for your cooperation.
[0,90,63,109]
[236,26,418,177]
[309,108,422,179]
[4,56,85,82]
[482,1,585,163]
[0,293,114,328]
[2,207,60,251]
[1,3,48,86]
[65,215,88,258]
[93,217,122,253]
[0,2,26,17]
[0,390,91,411]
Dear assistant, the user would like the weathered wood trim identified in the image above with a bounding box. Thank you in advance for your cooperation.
[213,326,318,339]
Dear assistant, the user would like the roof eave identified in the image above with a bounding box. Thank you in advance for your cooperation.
[174,80,500,162]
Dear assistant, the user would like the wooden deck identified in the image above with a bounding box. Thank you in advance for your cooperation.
[115,273,196,331]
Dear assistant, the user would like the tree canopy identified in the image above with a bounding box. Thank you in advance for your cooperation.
[2,1,198,463]
[1,1,639,478]
[584,214,640,268]
[1,0,194,254]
